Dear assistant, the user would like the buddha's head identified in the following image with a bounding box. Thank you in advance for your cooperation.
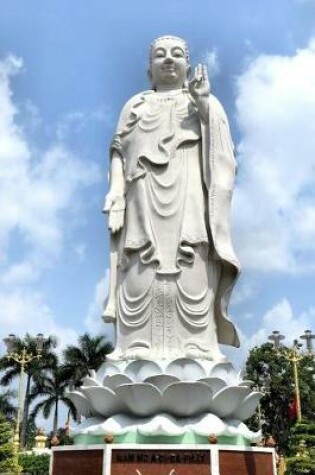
[148,36,190,91]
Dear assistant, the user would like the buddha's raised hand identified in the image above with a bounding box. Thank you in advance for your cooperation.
[189,63,210,122]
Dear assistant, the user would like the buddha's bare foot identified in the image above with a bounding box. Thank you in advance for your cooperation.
[185,348,227,362]
[106,350,123,361]
[124,347,151,360]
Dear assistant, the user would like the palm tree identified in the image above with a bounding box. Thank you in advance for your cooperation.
[0,334,58,448]
[62,333,113,386]
[0,389,16,421]
[29,363,77,435]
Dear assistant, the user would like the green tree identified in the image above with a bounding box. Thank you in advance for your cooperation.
[0,412,21,475]
[286,420,315,474]
[0,389,16,422]
[245,342,315,453]
[63,333,113,386]
[29,363,77,435]
[0,334,58,449]
[24,418,38,451]
[297,353,315,421]
[18,453,50,474]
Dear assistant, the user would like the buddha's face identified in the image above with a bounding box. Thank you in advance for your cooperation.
[150,38,189,90]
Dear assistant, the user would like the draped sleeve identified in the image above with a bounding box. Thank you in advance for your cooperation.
[110,91,154,161]
[201,94,241,347]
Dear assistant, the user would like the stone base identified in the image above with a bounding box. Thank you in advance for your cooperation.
[50,444,277,475]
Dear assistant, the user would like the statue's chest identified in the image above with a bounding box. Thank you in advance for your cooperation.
[137,97,201,142]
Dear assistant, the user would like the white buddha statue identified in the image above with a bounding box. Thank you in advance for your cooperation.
[103,36,240,362]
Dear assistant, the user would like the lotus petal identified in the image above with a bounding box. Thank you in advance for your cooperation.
[209,386,252,418]
[81,376,100,387]
[70,416,104,435]
[199,377,226,393]
[71,412,261,442]
[232,391,263,421]
[236,370,252,385]
[69,357,262,423]
[163,382,213,417]
[144,375,179,392]
[96,362,122,382]
[124,360,161,382]
[166,359,206,381]
[66,390,92,418]
[224,419,261,441]
[88,369,96,379]
[115,383,162,417]
[238,380,253,388]
[210,362,237,383]
[139,414,186,436]
[81,386,123,417]
[102,414,140,435]
[190,413,226,436]
[102,374,132,390]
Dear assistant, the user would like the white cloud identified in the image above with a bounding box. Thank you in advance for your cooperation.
[74,242,87,261]
[204,48,220,78]
[224,299,314,369]
[246,298,314,351]
[0,54,100,345]
[0,56,100,270]
[0,260,39,287]
[0,289,78,353]
[234,38,315,273]
[56,109,111,143]
[230,278,258,306]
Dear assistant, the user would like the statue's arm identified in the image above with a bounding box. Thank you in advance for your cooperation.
[103,92,149,233]
[103,151,126,234]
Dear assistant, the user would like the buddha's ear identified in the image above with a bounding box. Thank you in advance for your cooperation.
[147,68,156,90]
[186,64,191,80]
[183,65,191,89]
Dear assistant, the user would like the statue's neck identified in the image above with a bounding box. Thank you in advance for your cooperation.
[155,86,184,94]
[154,88,186,97]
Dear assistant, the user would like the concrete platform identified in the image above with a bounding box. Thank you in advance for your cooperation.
[50,443,277,475]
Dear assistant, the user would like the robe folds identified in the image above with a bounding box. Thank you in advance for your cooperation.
[106,89,240,361]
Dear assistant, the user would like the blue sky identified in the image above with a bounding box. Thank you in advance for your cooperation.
[0,0,315,372]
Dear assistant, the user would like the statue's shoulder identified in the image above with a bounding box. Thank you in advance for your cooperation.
[120,90,154,112]
[117,90,154,126]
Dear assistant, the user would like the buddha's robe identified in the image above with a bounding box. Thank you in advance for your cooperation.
[106,89,240,361]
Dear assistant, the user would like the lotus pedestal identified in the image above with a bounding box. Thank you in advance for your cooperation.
[67,359,263,443]
[50,444,277,475]
[60,359,274,474]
